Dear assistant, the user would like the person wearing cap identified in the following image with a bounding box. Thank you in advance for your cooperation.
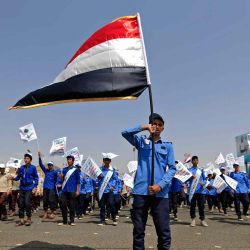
[38,151,58,220]
[186,156,208,227]
[0,166,12,220]
[122,113,176,250]
[219,166,233,216]
[9,153,38,226]
[206,171,222,213]
[98,154,118,226]
[229,163,249,220]
[58,155,80,226]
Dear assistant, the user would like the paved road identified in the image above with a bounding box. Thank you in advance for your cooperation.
[0,205,249,250]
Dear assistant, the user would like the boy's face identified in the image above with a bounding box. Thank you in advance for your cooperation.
[152,119,164,136]
[234,165,240,172]
[67,158,74,166]
[192,159,199,166]
[24,156,31,165]
[103,158,111,166]
[48,164,53,170]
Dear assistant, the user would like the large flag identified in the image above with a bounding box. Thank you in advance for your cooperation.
[19,123,37,142]
[9,14,149,110]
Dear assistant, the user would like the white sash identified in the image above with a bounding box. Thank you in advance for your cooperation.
[224,175,238,191]
[62,167,76,190]
[189,169,201,202]
[99,166,113,200]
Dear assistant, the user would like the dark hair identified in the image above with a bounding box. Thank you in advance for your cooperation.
[24,154,32,161]
[191,156,198,161]
[149,113,164,125]
[66,155,75,161]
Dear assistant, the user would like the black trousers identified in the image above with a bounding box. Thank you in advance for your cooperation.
[114,193,121,215]
[76,193,91,216]
[219,190,234,214]
[190,193,205,220]
[131,195,171,250]
[19,190,32,218]
[169,192,180,216]
[60,192,76,224]
[234,193,250,217]
[207,195,221,210]
[43,188,57,211]
[100,192,115,221]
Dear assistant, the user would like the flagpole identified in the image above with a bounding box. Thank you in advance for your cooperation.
[137,13,155,186]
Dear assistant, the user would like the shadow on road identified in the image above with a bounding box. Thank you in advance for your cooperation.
[208,217,250,226]
[10,241,95,250]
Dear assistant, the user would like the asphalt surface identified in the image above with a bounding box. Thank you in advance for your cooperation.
[0,205,250,250]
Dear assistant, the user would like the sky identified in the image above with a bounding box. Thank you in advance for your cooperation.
[1,0,250,173]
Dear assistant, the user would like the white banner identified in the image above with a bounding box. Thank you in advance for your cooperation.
[224,175,238,191]
[6,158,22,168]
[50,137,67,156]
[212,175,227,193]
[81,156,102,179]
[189,169,201,202]
[127,161,138,173]
[235,156,245,167]
[19,123,37,142]
[215,153,225,165]
[64,147,80,162]
[174,161,192,183]
[122,173,134,188]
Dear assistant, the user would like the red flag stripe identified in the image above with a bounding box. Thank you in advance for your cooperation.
[66,16,139,67]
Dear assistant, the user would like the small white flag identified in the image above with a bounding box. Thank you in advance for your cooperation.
[50,137,67,156]
[127,161,138,173]
[122,173,134,188]
[19,123,37,142]
[64,147,81,163]
[6,158,22,168]
[225,153,236,166]
[215,153,225,165]
[235,156,245,167]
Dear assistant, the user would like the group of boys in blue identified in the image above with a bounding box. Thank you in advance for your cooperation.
[11,151,125,227]
[168,157,250,225]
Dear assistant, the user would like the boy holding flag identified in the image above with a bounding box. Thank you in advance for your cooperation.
[122,113,176,250]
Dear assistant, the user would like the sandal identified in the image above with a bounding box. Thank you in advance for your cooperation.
[16,221,25,227]
[25,220,31,226]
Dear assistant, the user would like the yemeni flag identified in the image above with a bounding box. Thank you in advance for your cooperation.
[10,14,149,109]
